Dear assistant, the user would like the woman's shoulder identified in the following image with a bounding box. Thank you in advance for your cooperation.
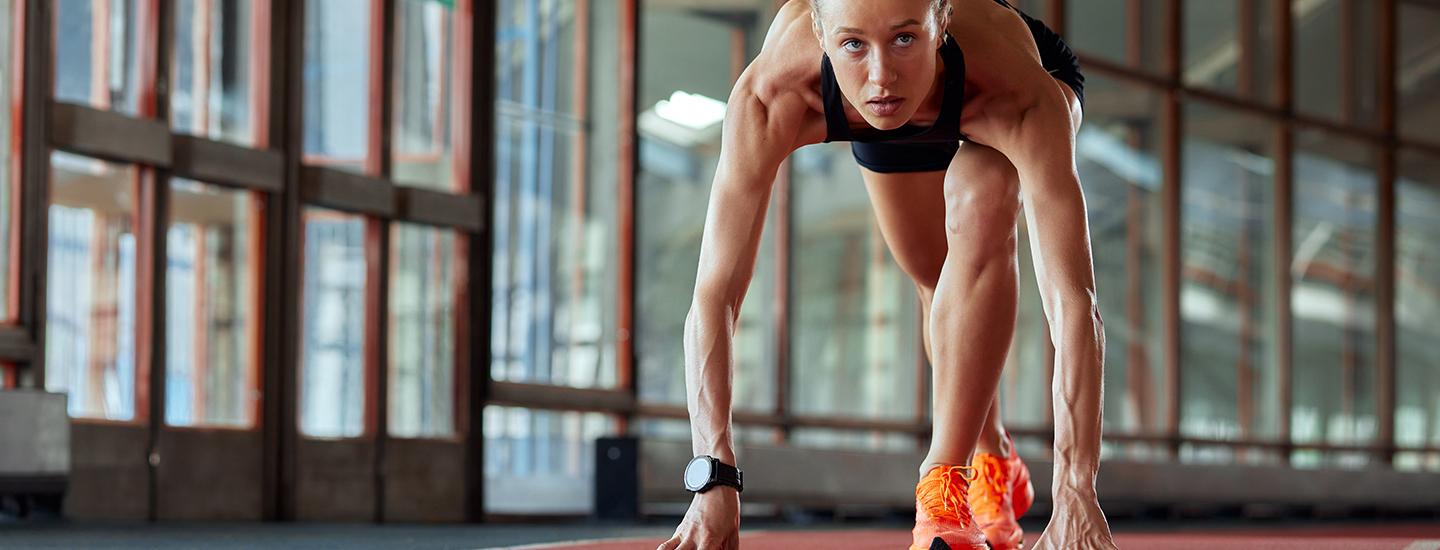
[734,2,826,117]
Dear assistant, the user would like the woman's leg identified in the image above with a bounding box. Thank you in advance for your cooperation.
[857,153,1021,471]
[919,142,1023,476]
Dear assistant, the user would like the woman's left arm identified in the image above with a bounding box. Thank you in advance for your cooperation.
[988,79,1118,550]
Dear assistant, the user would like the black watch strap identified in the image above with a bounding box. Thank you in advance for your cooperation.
[713,460,743,492]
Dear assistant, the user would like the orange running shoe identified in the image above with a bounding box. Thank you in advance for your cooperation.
[1004,434,1035,518]
[967,453,1024,550]
[910,465,990,550]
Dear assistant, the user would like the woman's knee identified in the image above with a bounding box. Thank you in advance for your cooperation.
[942,159,1021,251]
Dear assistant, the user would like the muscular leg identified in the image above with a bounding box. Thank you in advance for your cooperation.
[919,143,1022,476]
[858,149,1021,475]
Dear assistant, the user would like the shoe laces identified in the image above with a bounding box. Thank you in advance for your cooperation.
[967,453,1010,520]
[916,464,977,527]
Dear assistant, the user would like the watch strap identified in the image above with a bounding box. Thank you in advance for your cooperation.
[712,460,743,492]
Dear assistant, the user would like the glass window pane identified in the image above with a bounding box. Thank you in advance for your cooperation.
[393,0,457,190]
[1183,0,1276,104]
[0,0,16,324]
[388,223,459,439]
[791,428,917,453]
[170,0,262,147]
[299,209,369,438]
[1072,75,1168,436]
[1180,103,1280,444]
[1397,151,1440,451]
[493,0,622,392]
[1066,0,1166,73]
[1294,0,1379,127]
[45,151,143,421]
[1291,130,1377,456]
[632,417,776,446]
[1398,2,1440,145]
[303,0,375,174]
[789,143,919,421]
[164,180,260,428]
[1395,451,1440,473]
[54,0,146,115]
[1180,442,1285,466]
[483,406,615,514]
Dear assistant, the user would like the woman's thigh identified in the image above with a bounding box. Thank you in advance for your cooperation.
[859,167,948,291]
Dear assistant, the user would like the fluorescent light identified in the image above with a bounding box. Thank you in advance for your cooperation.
[654,91,726,130]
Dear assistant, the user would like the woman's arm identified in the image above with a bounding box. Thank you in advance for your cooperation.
[990,83,1106,496]
[658,9,815,550]
[992,87,1116,550]
[684,79,806,466]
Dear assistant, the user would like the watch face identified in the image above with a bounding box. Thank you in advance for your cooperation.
[684,457,712,490]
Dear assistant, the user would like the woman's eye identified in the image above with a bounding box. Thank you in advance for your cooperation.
[895,34,915,46]
[842,39,863,52]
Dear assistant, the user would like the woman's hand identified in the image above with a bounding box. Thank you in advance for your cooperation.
[1030,489,1119,550]
[656,486,741,550]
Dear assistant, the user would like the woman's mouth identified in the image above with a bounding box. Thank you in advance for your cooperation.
[866,96,903,117]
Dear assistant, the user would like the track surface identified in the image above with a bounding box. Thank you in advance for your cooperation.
[505,523,1440,550]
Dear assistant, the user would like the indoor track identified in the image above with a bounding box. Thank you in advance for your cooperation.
[504,523,1440,550]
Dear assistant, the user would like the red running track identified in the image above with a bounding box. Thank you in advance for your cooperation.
[506,523,1440,550]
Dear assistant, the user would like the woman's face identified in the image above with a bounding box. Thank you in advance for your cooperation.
[812,0,946,130]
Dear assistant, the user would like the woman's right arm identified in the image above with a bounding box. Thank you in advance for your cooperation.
[659,79,804,550]
[683,79,804,468]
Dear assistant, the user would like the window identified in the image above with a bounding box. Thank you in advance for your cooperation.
[388,223,461,438]
[483,406,615,514]
[1398,2,1440,145]
[170,0,264,146]
[792,428,916,453]
[299,208,370,438]
[1065,0,1166,73]
[303,0,377,173]
[1183,0,1276,103]
[1396,151,1440,458]
[1290,130,1378,467]
[53,0,148,115]
[1294,0,1380,127]
[0,0,19,324]
[392,0,460,190]
[164,179,262,428]
[1179,103,1281,445]
[494,0,621,390]
[46,151,145,421]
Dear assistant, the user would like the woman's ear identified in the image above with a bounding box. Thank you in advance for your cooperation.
[935,4,952,47]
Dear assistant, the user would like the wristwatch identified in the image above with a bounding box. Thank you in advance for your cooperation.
[683,455,744,494]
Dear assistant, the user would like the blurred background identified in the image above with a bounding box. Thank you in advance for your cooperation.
[0,0,1437,532]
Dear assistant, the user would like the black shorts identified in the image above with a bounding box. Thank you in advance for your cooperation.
[851,15,1084,174]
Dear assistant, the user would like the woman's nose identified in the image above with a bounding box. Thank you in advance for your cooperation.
[867,54,897,88]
